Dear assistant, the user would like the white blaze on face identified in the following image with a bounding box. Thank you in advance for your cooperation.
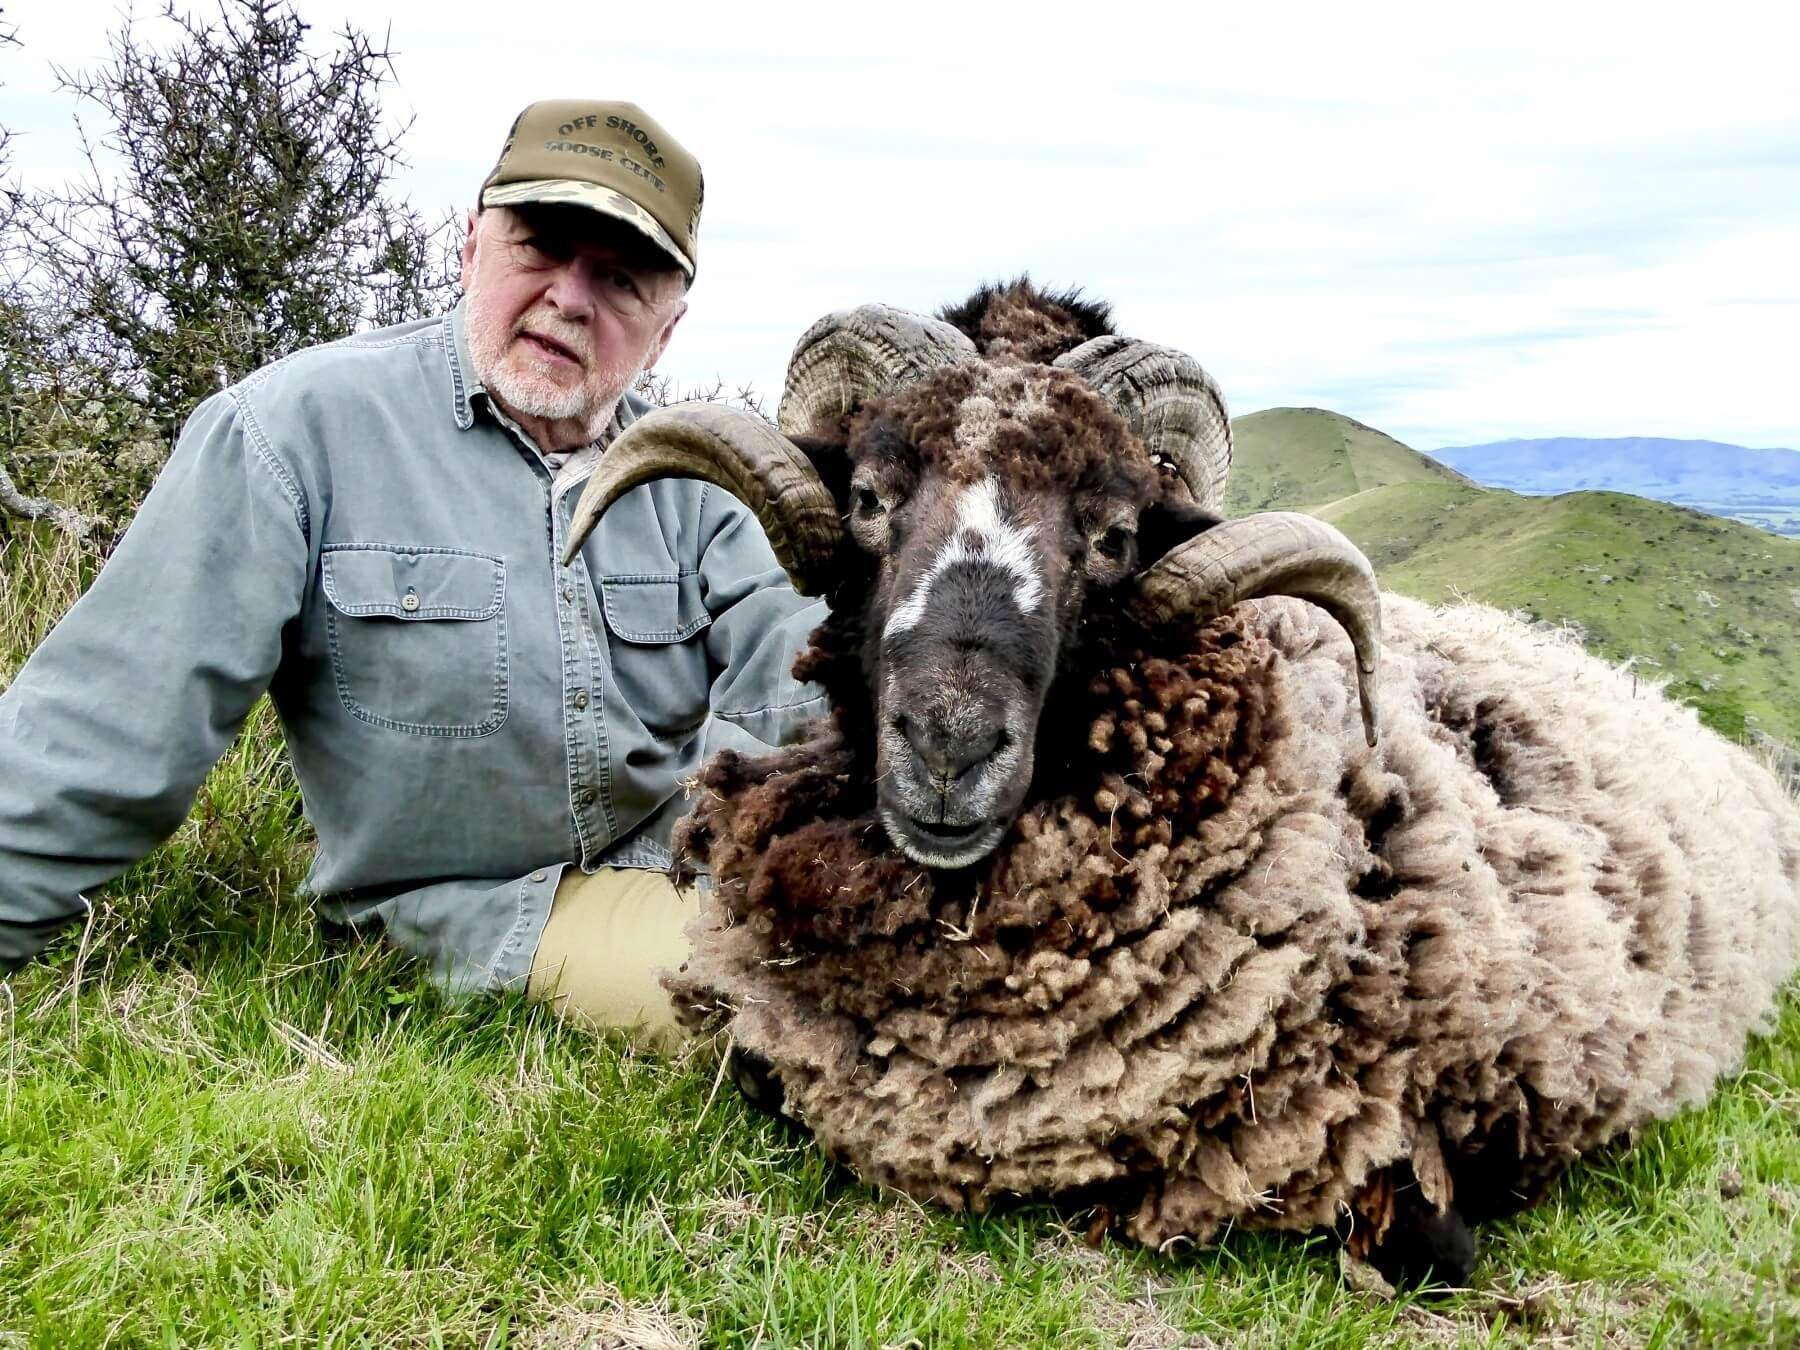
[884,477,1042,641]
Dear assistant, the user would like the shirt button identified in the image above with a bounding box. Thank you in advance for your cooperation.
[400,592,420,612]
[530,870,546,883]
[575,788,595,808]
[561,584,575,603]
[573,690,589,710]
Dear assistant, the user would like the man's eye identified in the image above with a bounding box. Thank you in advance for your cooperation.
[518,235,570,264]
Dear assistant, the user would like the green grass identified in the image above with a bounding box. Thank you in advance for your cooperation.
[1317,482,1800,745]
[1232,408,1800,746]
[4,490,1799,1345]
[1225,407,1472,516]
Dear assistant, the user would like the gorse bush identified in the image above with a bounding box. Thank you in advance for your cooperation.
[1,0,458,532]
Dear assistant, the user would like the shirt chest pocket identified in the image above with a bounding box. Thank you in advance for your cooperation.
[321,545,508,737]
[598,573,713,740]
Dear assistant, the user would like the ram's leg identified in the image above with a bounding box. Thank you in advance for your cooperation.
[1449,1136,1564,1224]
[1344,1163,1477,1290]
[728,1045,789,1119]
[1364,1201,1476,1290]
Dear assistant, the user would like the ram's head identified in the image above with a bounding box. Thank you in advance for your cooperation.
[564,288,1382,869]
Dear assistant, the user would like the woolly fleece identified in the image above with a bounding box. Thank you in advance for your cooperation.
[669,594,1800,1248]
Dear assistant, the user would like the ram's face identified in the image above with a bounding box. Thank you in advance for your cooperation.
[560,295,1383,875]
[844,366,1158,868]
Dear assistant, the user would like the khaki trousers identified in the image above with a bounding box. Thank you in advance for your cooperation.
[525,867,700,1051]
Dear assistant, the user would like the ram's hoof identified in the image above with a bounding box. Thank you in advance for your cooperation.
[728,1046,786,1118]
[1366,1207,1477,1291]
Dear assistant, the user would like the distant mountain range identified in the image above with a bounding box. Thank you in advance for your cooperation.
[1227,410,1800,748]
[1429,437,1800,537]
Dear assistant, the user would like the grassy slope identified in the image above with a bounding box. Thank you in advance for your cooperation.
[3,473,1798,1344]
[1225,406,1472,515]
[1233,408,1800,746]
[1322,482,1800,744]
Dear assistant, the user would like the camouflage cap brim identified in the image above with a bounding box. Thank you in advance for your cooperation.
[482,178,695,278]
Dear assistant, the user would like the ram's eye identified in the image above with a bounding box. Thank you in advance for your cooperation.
[854,486,884,517]
[1095,526,1133,560]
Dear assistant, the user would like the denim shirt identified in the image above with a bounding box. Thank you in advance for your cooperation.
[0,304,828,993]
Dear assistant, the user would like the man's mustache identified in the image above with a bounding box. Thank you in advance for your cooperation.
[515,315,591,366]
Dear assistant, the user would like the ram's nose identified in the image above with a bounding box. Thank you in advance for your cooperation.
[896,712,1006,785]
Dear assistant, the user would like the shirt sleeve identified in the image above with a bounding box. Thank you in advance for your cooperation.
[0,390,310,973]
[693,488,830,760]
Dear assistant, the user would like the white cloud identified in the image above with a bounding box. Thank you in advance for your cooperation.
[7,0,1798,449]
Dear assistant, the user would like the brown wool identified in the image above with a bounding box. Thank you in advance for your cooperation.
[846,364,1152,499]
[667,593,1800,1250]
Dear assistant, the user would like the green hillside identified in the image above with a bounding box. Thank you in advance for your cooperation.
[1225,407,1471,514]
[1228,409,1800,746]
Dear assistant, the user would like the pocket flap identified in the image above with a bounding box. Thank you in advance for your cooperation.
[322,545,504,621]
[599,574,711,644]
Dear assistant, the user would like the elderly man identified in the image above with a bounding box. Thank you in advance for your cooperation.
[0,101,825,1045]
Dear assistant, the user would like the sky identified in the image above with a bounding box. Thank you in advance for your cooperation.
[6,0,1799,452]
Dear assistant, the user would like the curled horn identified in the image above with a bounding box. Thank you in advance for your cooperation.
[778,304,977,437]
[563,307,972,589]
[1063,335,1378,742]
[565,304,975,588]
[1130,512,1383,746]
[562,403,841,596]
[1054,337,1232,511]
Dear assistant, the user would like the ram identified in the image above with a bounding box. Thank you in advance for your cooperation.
[564,280,1800,1285]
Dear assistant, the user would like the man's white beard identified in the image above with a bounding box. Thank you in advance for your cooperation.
[464,274,642,443]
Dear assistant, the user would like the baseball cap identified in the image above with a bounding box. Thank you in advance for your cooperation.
[480,100,703,279]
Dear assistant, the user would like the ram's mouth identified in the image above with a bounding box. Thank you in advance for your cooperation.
[881,809,1007,870]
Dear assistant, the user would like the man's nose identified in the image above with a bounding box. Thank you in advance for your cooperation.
[542,260,598,321]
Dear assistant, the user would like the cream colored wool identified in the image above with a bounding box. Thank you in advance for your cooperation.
[670,593,1800,1248]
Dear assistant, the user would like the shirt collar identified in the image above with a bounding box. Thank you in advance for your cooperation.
[445,300,482,432]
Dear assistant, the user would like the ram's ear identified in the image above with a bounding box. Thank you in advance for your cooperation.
[788,434,855,518]
[1136,497,1224,572]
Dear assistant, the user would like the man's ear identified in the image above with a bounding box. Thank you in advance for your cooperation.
[1136,497,1224,571]
[460,207,481,291]
[644,299,687,371]
[788,434,853,518]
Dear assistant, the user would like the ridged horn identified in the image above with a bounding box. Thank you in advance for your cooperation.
[777,304,977,437]
[1055,337,1232,511]
[561,403,841,596]
[1130,512,1382,745]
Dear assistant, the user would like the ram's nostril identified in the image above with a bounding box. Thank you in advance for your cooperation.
[964,726,1003,768]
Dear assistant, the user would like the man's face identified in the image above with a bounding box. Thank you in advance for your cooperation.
[461,205,688,448]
